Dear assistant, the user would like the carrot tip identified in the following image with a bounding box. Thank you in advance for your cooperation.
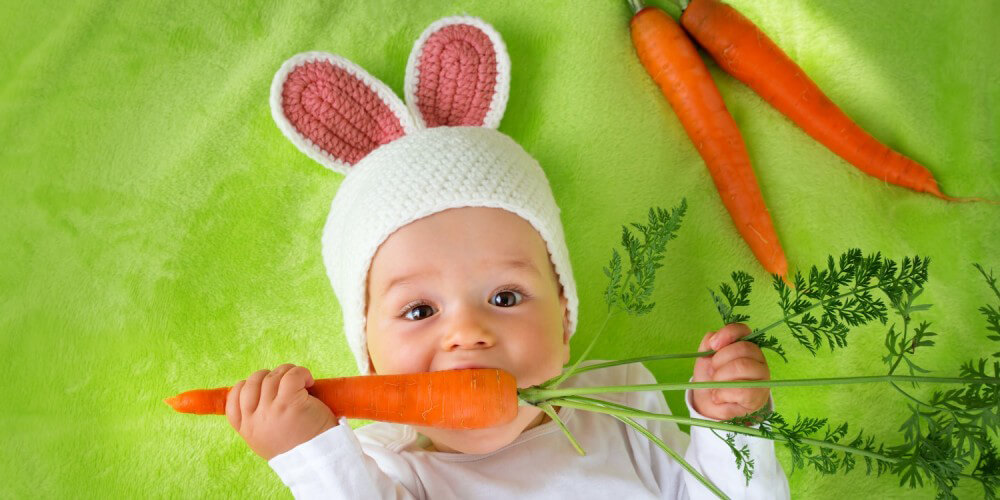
[164,396,180,412]
[781,274,794,289]
[940,194,1000,205]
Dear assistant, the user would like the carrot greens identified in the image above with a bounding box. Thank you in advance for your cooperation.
[527,201,1000,499]
[549,199,688,389]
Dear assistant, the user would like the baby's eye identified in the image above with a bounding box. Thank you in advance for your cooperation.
[400,286,527,320]
[403,304,435,321]
[491,289,523,307]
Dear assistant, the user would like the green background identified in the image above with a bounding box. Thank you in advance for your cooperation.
[1,0,997,497]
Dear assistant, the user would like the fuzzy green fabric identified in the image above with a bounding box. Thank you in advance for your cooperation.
[1,0,997,497]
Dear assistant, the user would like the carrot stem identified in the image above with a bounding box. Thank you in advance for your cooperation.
[629,0,682,19]
[615,413,729,499]
[520,374,1000,403]
[549,309,620,388]
[539,402,586,456]
[553,396,898,464]
[544,351,715,388]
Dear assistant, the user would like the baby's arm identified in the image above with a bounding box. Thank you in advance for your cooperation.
[267,417,420,499]
[623,363,790,499]
[227,364,420,499]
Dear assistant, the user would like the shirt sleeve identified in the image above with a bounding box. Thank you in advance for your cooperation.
[267,417,420,500]
[622,364,791,500]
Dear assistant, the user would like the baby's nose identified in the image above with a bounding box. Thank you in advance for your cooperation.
[441,313,496,351]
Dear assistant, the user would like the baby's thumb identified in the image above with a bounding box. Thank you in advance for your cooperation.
[277,366,315,401]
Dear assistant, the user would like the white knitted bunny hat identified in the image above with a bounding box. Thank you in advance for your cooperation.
[269,16,579,375]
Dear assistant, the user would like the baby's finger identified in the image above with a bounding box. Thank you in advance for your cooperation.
[225,380,245,430]
[259,364,296,409]
[710,323,752,350]
[240,369,270,415]
[692,332,715,382]
[708,401,761,421]
[277,365,315,403]
[712,387,769,412]
[712,357,770,383]
[698,331,714,352]
[710,341,766,372]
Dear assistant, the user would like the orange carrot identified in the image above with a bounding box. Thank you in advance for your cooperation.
[629,3,789,277]
[679,0,981,202]
[165,368,519,430]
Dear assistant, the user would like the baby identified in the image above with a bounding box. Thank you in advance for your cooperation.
[228,15,790,499]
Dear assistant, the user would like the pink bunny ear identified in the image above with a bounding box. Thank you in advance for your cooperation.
[270,52,416,174]
[404,16,511,129]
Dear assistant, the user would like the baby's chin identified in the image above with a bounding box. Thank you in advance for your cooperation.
[415,405,546,454]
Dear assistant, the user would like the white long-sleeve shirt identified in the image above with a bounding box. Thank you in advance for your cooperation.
[268,361,790,499]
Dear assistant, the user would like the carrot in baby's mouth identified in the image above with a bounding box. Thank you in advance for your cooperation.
[165,368,520,430]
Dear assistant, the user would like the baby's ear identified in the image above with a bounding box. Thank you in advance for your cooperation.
[270,52,416,174]
[404,16,510,129]
[560,292,571,345]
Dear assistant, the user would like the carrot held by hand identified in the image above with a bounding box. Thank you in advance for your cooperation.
[679,0,988,203]
[165,368,519,430]
[628,1,789,277]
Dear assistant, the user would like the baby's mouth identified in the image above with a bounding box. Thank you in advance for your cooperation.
[444,364,493,371]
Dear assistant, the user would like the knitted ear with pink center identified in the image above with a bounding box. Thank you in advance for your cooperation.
[270,52,416,174]
[404,16,511,129]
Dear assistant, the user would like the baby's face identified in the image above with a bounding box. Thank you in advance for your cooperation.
[365,206,570,453]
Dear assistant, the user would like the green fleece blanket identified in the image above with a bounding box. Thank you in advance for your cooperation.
[1,0,997,497]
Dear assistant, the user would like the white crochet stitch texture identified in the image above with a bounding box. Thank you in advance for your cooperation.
[323,126,579,375]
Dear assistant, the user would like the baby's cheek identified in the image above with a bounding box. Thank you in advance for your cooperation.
[510,339,565,386]
[368,332,431,375]
[382,345,434,374]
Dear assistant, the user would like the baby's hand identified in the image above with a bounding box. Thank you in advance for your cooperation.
[691,323,770,421]
[225,364,338,460]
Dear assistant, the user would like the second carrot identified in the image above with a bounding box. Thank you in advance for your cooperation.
[628,1,789,277]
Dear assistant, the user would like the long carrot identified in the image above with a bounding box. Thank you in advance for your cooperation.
[164,368,519,430]
[628,1,789,277]
[679,0,984,202]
